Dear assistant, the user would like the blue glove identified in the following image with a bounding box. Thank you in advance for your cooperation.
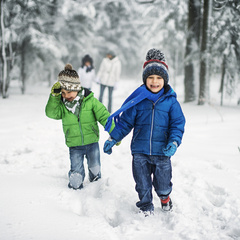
[103,138,117,155]
[163,142,178,157]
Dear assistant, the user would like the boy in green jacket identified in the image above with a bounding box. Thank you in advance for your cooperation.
[45,63,114,189]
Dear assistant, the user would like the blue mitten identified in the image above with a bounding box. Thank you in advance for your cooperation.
[163,142,178,157]
[103,137,117,155]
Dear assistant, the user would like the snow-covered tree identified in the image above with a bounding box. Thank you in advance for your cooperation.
[0,0,66,96]
[3,0,239,105]
[212,0,240,105]
[184,0,201,102]
[0,0,19,98]
[0,0,8,98]
[198,0,212,105]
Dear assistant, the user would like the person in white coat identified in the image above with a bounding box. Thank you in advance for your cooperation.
[97,51,121,113]
[78,54,96,91]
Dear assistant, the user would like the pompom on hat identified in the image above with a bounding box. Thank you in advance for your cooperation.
[142,48,169,85]
[58,63,81,91]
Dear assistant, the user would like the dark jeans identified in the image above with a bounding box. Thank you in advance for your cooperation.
[99,84,114,113]
[132,153,172,211]
[69,142,101,188]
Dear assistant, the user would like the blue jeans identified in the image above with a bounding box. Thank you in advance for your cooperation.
[99,84,114,113]
[69,142,101,188]
[132,154,172,211]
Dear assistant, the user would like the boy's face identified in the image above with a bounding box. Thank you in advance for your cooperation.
[146,75,164,93]
[61,89,78,102]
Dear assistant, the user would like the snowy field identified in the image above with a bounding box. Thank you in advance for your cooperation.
[0,76,240,240]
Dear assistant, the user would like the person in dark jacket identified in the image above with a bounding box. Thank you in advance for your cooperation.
[103,49,185,215]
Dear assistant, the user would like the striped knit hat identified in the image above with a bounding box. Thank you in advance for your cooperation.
[142,49,169,85]
[58,63,81,91]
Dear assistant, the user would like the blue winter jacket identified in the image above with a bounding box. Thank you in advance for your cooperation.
[110,86,185,155]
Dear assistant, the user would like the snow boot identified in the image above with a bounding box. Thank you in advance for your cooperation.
[69,172,83,190]
[160,197,173,212]
[90,174,101,182]
[68,182,83,190]
[139,210,154,217]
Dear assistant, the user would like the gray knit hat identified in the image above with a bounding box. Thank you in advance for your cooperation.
[142,48,169,85]
[58,63,81,91]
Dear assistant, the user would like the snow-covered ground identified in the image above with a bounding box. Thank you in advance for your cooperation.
[0,76,240,240]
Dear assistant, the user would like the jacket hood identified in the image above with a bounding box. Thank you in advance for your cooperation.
[83,88,94,101]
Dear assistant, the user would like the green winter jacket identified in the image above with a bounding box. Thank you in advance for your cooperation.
[45,88,114,147]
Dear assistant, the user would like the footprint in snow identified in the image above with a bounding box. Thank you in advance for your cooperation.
[207,185,226,207]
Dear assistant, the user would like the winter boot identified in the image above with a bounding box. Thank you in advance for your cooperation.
[68,182,83,190]
[160,197,173,212]
[90,174,101,182]
[69,172,83,190]
[139,210,154,217]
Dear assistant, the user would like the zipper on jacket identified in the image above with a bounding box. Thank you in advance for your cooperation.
[91,125,99,138]
[149,103,155,155]
[133,129,141,142]
[65,129,69,145]
[78,105,84,145]
[149,95,165,155]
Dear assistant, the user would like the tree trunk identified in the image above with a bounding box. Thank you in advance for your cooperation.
[20,39,27,94]
[1,0,8,98]
[198,0,212,105]
[184,0,201,102]
[219,54,226,106]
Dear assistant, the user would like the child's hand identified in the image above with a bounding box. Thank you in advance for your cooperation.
[163,142,178,157]
[103,137,117,155]
[51,82,61,96]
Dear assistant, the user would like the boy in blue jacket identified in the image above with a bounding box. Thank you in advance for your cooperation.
[103,48,185,215]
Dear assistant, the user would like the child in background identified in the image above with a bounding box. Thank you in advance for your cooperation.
[45,63,114,190]
[103,49,185,215]
[78,54,96,91]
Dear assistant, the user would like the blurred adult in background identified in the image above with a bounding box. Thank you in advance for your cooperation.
[97,51,121,113]
[78,54,96,91]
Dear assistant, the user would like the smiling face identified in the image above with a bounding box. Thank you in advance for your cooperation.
[61,89,78,102]
[146,75,164,93]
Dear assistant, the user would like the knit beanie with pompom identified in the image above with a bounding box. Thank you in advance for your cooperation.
[58,63,81,91]
[142,48,169,86]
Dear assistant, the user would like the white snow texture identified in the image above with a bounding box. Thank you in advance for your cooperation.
[0,77,240,240]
